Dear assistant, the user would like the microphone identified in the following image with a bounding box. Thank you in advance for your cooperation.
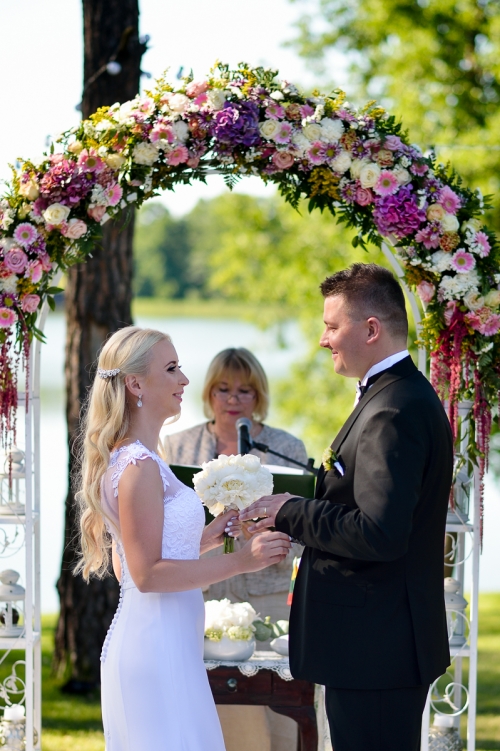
[235,417,253,455]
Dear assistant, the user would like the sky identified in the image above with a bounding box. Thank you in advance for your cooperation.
[0,0,347,216]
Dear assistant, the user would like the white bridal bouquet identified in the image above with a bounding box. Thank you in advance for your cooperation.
[204,599,258,643]
[193,453,273,552]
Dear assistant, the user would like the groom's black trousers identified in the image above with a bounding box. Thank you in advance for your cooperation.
[325,684,429,751]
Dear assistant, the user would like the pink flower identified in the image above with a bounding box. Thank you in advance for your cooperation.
[472,231,491,258]
[103,183,123,207]
[354,186,374,206]
[78,148,105,173]
[13,223,38,248]
[193,93,208,107]
[415,223,441,250]
[20,294,40,313]
[150,122,175,143]
[272,151,295,170]
[0,308,17,328]
[300,104,315,118]
[61,218,88,239]
[167,145,189,166]
[265,103,285,120]
[450,250,475,273]
[373,170,399,196]
[274,122,292,144]
[438,186,461,214]
[38,251,52,272]
[384,135,403,151]
[410,162,429,176]
[185,80,209,98]
[187,156,200,168]
[4,248,28,274]
[465,307,500,336]
[25,260,43,284]
[307,142,324,165]
[416,280,435,303]
[444,300,457,326]
[87,205,107,222]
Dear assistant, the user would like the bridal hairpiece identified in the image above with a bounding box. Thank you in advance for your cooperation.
[97,368,121,379]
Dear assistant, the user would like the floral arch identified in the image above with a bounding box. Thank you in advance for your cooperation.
[0,62,498,502]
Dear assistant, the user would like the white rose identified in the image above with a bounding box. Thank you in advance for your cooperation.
[393,166,411,185]
[67,141,83,155]
[331,150,352,174]
[359,163,381,188]
[350,158,370,179]
[484,289,500,308]
[43,203,70,226]
[441,213,460,232]
[19,180,39,201]
[116,100,136,124]
[132,142,159,166]
[105,153,126,170]
[320,117,344,142]
[291,132,310,154]
[168,93,190,113]
[259,119,281,140]
[464,290,485,311]
[172,120,189,142]
[270,90,284,100]
[303,123,323,141]
[207,89,227,111]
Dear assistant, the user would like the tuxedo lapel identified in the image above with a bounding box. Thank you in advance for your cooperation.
[331,356,417,454]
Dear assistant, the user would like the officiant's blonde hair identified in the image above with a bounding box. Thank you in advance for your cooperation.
[75,326,171,581]
[202,347,269,421]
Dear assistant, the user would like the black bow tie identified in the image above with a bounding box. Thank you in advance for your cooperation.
[356,370,386,400]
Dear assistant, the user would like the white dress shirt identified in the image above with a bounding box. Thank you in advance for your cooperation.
[354,349,410,405]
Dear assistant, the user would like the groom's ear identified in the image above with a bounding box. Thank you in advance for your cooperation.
[366,316,382,344]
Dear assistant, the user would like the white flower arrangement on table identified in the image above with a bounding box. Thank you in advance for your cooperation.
[204,599,258,642]
[193,453,273,552]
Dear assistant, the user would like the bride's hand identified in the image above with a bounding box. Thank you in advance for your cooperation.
[202,509,242,550]
[236,531,291,573]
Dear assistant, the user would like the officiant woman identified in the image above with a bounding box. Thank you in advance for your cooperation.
[164,347,307,751]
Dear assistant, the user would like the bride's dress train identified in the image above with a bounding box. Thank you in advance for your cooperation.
[100,440,225,751]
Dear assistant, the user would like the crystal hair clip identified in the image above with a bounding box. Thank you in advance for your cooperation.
[97,368,121,379]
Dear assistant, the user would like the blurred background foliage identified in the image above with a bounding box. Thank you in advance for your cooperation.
[133,0,500,459]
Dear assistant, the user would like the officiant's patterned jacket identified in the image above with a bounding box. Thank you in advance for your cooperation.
[276,356,453,690]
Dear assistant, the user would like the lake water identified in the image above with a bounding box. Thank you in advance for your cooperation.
[13,311,500,612]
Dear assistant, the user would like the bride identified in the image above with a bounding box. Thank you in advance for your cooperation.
[76,326,292,750]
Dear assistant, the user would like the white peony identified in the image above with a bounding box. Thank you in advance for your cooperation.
[259,119,281,140]
[105,153,126,170]
[359,163,381,188]
[393,166,411,185]
[0,275,18,294]
[441,213,460,232]
[320,117,344,142]
[132,142,159,166]
[291,132,310,154]
[43,203,70,226]
[303,122,323,141]
[115,100,137,125]
[168,93,190,113]
[172,119,189,142]
[193,454,274,517]
[207,89,227,111]
[205,599,258,641]
[350,158,370,179]
[331,150,352,174]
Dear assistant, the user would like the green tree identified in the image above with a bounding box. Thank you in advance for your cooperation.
[134,203,195,298]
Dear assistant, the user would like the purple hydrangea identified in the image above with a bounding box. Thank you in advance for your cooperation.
[373,185,426,239]
[212,101,261,148]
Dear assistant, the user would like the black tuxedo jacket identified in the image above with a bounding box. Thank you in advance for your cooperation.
[275,357,452,689]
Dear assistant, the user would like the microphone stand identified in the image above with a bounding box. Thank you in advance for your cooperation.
[248,438,318,477]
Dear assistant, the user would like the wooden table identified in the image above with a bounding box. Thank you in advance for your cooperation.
[205,653,318,751]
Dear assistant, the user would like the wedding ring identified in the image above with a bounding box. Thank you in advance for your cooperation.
[264,507,267,516]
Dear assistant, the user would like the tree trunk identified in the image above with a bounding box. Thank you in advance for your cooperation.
[54,0,146,689]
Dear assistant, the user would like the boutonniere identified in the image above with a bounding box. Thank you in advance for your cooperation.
[322,447,345,476]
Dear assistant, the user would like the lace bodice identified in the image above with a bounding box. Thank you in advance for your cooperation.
[101,440,206,590]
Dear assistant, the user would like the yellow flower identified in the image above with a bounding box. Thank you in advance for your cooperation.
[309,167,340,199]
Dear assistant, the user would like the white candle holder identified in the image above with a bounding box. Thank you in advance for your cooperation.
[0,572,25,638]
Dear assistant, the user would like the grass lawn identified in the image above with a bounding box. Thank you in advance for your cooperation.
[132,296,287,321]
[1,595,496,750]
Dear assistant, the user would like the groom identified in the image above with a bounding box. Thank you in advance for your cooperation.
[241,263,452,751]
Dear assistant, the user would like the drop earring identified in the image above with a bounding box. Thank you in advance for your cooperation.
[137,394,143,407]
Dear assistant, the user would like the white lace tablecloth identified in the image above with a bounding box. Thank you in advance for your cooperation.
[204,650,333,751]
[204,649,293,680]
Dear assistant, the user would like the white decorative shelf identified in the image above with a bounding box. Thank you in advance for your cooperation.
[0,631,40,651]
[0,513,39,525]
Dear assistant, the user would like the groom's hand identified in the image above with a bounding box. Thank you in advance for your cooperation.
[240,493,298,532]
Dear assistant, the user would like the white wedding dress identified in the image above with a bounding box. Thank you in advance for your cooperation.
[100,440,226,751]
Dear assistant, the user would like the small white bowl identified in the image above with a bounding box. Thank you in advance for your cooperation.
[270,634,289,656]
[203,635,255,661]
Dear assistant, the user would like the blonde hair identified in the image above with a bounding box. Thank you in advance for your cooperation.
[76,326,171,581]
[202,348,269,422]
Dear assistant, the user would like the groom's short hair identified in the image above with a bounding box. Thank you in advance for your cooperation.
[320,263,408,340]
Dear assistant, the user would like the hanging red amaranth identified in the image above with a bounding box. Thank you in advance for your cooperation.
[473,368,491,547]
[0,336,18,453]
